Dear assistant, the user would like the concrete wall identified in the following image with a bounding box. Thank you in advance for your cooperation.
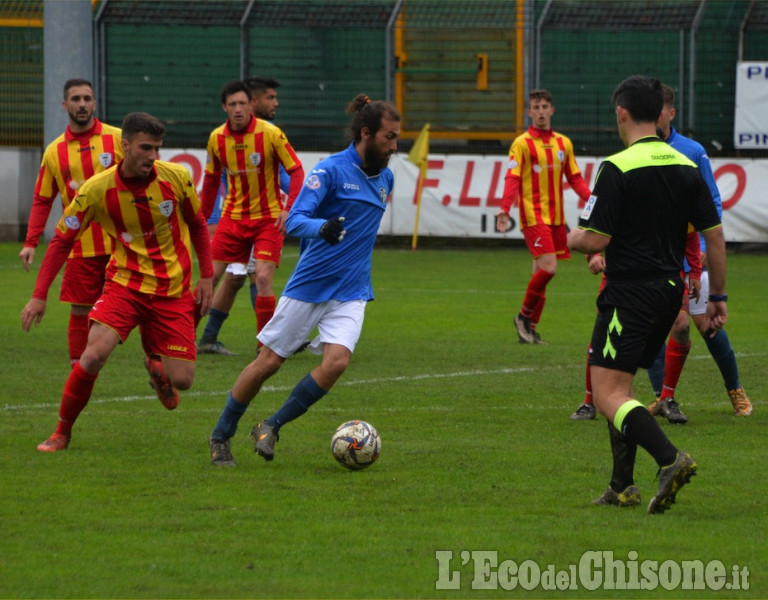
[0,148,42,242]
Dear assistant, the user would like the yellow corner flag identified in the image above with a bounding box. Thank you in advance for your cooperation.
[409,123,430,251]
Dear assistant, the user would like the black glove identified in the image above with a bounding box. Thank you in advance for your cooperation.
[319,216,346,245]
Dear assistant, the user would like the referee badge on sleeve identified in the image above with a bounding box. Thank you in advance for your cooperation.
[581,195,597,220]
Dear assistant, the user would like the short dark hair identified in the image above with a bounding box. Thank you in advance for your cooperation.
[661,83,676,108]
[529,89,553,104]
[121,112,166,141]
[345,94,401,143]
[220,80,251,104]
[611,75,664,123]
[63,78,93,100]
[246,76,280,95]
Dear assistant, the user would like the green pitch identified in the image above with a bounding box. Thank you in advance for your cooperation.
[0,241,765,598]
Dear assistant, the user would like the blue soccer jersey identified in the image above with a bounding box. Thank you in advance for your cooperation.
[283,143,394,302]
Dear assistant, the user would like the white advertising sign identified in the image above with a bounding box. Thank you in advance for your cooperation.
[734,61,768,149]
[162,149,768,244]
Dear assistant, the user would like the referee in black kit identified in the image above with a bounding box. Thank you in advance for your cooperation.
[568,75,727,514]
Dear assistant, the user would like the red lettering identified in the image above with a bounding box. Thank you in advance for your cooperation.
[487,161,505,207]
[458,161,481,207]
[414,159,444,205]
[714,164,747,210]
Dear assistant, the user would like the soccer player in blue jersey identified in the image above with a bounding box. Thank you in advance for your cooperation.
[646,83,752,419]
[208,94,401,466]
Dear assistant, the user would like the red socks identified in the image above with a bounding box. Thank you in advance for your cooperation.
[55,362,98,438]
[659,337,691,400]
[255,295,276,334]
[68,313,90,367]
[521,270,554,327]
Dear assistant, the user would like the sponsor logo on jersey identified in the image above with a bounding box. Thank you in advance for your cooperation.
[249,153,262,167]
[652,153,675,160]
[305,174,321,190]
[64,216,81,230]
[99,152,113,168]
[312,168,326,174]
[580,195,597,220]
[343,182,360,191]
[158,200,174,217]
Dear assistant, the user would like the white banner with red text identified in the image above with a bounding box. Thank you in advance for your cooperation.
[162,149,768,244]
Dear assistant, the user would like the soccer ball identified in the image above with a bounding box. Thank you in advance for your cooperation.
[330,420,381,470]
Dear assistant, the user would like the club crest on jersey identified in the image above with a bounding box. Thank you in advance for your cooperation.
[379,187,388,204]
[305,174,321,190]
[64,216,81,230]
[557,150,565,163]
[158,200,174,217]
[99,152,113,168]
[249,153,261,167]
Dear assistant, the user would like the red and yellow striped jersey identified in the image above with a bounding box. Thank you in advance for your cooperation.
[505,127,588,230]
[57,160,203,298]
[204,116,301,221]
[27,118,122,257]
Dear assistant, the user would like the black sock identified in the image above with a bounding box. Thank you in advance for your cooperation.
[607,420,637,492]
[621,406,678,467]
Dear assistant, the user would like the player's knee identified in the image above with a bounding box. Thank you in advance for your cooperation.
[171,369,195,391]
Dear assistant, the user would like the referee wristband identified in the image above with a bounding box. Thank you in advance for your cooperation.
[708,293,728,302]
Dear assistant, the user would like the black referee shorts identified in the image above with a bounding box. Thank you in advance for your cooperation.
[588,276,684,374]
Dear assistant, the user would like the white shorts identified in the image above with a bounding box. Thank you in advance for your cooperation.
[689,270,709,316]
[257,296,367,358]
[225,262,248,276]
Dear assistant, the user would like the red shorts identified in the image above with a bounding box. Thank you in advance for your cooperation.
[89,281,197,361]
[60,254,110,306]
[522,224,570,260]
[211,216,283,266]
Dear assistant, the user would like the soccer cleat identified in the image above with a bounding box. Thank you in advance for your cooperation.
[36,433,70,452]
[728,387,753,416]
[570,403,596,421]
[197,340,238,356]
[648,450,697,514]
[250,420,279,461]
[649,398,687,424]
[209,437,236,467]
[591,485,641,507]
[144,356,179,410]
[530,329,548,345]
[513,313,535,344]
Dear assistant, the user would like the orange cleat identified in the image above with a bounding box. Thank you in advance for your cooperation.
[144,356,179,410]
[37,433,70,452]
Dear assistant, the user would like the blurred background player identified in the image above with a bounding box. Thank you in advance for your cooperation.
[495,89,592,344]
[21,112,213,452]
[208,94,400,467]
[198,76,291,355]
[19,78,122,367]
[646,83,752,419]
[199,80,304,355]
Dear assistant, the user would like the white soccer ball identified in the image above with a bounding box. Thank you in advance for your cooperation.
[330,420,381,470]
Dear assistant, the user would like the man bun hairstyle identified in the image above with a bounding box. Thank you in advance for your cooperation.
[345,94,401,142]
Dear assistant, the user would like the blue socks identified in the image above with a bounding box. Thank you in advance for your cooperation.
[266,373,327,431]
[211,391,248,440]
[703,328,740,390]
[249,283,257,309]
[201,308,228,344]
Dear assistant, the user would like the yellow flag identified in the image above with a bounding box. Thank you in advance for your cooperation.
[409,124,429,251]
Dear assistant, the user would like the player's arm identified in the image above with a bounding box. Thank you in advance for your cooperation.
[20,163,60,271]
[276,164,306,234]
[284,169,334,240]
[496,173,520,232]
[200,141,223,221]
[179,173,214,315]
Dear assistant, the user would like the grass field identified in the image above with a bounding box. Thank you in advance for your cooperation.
[0,240,765,599]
